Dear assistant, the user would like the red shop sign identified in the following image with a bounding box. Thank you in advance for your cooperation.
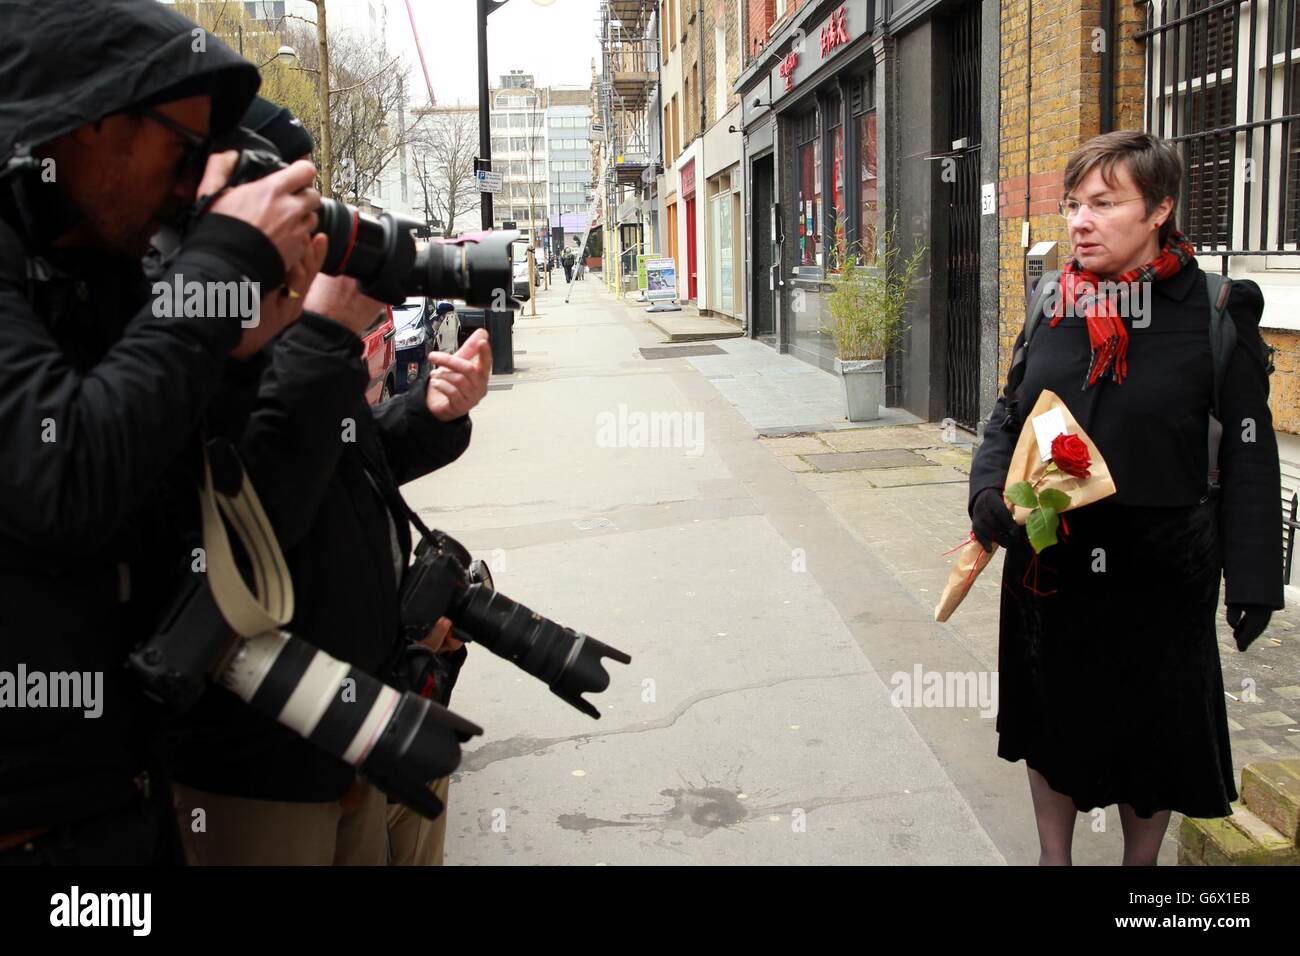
[820,6,851,57]
[779,51,799,91]
[680,159,696,198]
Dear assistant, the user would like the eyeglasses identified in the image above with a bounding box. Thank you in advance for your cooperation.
[1059,196,1145,220]
[136,107,212,181]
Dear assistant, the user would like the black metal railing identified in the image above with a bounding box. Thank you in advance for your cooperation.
[1285,491,1298,585]
[1138,0,1300,255]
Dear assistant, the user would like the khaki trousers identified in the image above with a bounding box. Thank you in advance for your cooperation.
[385,776,450,866]
[173,778,388,866]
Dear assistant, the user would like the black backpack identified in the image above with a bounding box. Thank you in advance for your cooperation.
[1009,270,1275,497]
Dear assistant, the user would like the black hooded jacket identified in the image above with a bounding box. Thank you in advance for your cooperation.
[163,316,472,803]
[0,0,278,833]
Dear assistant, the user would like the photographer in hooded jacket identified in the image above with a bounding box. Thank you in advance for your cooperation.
[0,0,367,864]
[161,100,492,865]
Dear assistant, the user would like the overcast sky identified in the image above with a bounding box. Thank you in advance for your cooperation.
[394,0,602,107]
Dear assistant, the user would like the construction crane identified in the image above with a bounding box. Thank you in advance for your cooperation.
[403,0,436,107]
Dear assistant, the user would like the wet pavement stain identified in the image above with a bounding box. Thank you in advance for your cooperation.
[556,784,749,835]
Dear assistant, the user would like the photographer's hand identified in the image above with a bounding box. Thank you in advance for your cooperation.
[301,273,387,336]
[200,151,321,272]
[232,235,330,359]
[419,617,464,654]
[425,330,491,422]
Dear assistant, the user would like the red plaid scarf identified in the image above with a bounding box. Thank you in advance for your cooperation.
[1049,230,1197,387]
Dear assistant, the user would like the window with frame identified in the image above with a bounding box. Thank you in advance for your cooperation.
[794,111,821,267]
[826,93,846,269]
[1142,0,1300,255]
[851,74,878,263]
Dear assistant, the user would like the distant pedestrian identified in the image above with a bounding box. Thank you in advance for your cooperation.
[561,248,574,283]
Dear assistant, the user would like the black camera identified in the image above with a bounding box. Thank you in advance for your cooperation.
[211,127,519,308]
[399,529,632,719]
[128,441,482,820]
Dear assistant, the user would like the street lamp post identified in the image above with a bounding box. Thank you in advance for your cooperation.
[476,0,556,229]
[475,0,557,375]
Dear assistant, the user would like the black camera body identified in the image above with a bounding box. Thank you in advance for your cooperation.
[398,529,632,720]
[210,127,519,308]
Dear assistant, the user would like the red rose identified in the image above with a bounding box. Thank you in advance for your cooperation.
[1050,433,1091,478]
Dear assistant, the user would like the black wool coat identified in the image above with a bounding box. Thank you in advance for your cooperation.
[968,264,1284,610]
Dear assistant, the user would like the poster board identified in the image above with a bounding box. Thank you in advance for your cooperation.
[644,258,678,302]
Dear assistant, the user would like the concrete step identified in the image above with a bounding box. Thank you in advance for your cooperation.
[644,309,746,343]
[1240,759,1300,841]
[1180,808,1299,865]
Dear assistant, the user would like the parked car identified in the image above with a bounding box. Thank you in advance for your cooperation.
[391,296,459,394]
[360,304,396,405]
[511,243,532,301]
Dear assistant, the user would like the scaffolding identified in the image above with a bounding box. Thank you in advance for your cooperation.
[598,0,658,296]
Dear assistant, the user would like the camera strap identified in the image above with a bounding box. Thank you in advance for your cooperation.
[199,438,294,637]
[357,445,434,545]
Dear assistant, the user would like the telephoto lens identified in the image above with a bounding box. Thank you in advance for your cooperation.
[314,201,520,308]
[400,531,632,719]
[217,628,480,819]
[131,576,481,819]
[210,127,521,308]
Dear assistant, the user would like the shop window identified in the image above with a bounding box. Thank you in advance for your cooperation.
[795,111,821,267]
[860,110,878,262]
[828,115,845,268]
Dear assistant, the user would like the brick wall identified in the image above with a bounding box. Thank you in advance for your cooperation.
[701,0,741,128]
[744,0,815,65]
[684,1,701,141]
[745,0,775,64]
[1265,330,1300,435]
[1113,0,1146,131]
[997,0,1106,383]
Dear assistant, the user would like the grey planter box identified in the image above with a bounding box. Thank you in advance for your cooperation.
[835,358,885,422]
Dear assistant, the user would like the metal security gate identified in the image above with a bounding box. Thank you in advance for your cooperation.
[1137,0,1300,257]
[944,2,983,430]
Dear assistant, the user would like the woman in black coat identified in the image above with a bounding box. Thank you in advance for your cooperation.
[968,131,1283,865]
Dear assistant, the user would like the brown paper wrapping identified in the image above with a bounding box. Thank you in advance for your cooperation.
[934,389,1118,622]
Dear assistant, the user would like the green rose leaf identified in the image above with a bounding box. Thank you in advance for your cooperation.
[1038,488,1071,512]
[1005,481,1038,509]
[1026,506,1060,553]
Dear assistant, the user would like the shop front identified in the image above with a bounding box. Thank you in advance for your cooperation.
[738,0,879,373]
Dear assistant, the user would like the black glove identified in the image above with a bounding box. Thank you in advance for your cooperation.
[970,487,1019,553]
[1226,604,1272,653]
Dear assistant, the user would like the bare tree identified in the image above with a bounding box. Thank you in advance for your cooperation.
[410,108,480,236]
[282,19,421,204]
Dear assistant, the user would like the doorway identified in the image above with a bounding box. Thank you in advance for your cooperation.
[685,195,698,301]
[943,2,982,430]
[750,153,775,340]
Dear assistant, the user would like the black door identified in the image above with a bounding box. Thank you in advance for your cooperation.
[944,2,982,430]
[751,154,775,341]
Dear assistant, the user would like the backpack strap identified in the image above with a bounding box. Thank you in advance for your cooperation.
[1203,272,1236,499]
[1004,270,1060,410]
[1024,270,1061,350]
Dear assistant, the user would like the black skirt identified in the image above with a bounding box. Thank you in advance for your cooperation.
[996,495,1237,819]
